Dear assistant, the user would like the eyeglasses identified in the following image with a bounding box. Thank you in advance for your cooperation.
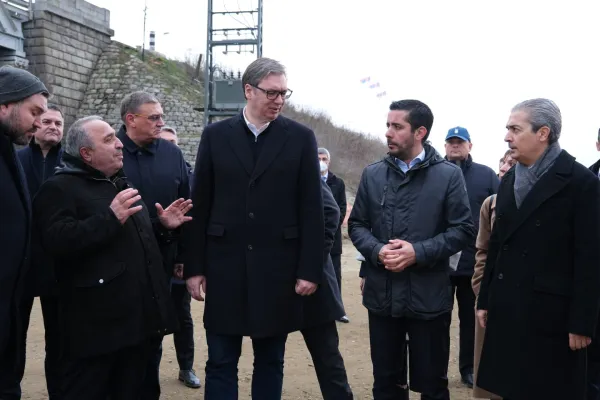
[133,113,166,122]
[251,85,293,100]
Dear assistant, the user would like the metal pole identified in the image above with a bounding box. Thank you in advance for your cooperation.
[142,1,147,61]
[257,0,263,57]
[203,0,213,127]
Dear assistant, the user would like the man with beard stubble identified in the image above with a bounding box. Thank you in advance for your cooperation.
[0,65,49,400]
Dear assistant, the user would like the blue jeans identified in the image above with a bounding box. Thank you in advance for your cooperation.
[204,332,287,400]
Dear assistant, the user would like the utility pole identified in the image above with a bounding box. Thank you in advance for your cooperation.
[202,0,263,127]
[141,1,147,61]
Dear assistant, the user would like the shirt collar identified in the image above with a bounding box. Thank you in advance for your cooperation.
[118,125,157,155]
[243,107,271,136]
[396,147,425,168]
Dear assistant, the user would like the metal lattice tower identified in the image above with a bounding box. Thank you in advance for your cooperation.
[202,0,263,127]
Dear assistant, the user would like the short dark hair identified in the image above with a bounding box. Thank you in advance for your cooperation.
[46,103,63,118]
[389,99,434,142]
[597,128,600,142]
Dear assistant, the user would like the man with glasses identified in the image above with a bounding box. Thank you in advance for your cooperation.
[117,91,195,399]
[184,57,324,399]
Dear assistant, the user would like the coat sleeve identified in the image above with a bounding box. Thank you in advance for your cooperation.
[322,180,340,265]
[337,178,347,229]
[472,196,493,296]
[569,175,600,337]
[413,167,476,266]
[490,171,500,195]
[296,130,325,284]
[175,152,192,264]
[32,180,123,258]
[348,168,385,267]
[182,127,214,279]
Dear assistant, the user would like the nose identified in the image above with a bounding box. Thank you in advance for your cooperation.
[504,131,512,142]
[33,117,42,130]
[115,137,124,149]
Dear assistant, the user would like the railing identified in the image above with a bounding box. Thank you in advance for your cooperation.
[1,0,32,19]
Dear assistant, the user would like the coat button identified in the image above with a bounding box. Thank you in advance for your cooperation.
[247,245,253,251]
[498,273,504,280]
[99,279,104,284]
[535,220,541,227]
[522,250,528,257]
[249,212,254,219]
[503,245,509,251]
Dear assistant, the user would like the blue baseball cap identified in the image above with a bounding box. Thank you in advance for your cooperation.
[445,126,471,142]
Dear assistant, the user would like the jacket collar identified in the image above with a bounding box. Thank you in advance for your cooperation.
[117,125,157,155]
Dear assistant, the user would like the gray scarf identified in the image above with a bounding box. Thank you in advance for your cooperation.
[514,142,562,208]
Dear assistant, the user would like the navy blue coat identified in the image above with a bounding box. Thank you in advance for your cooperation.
[447,155,499,276]
[183,114,325,337]
[0,131,31,367]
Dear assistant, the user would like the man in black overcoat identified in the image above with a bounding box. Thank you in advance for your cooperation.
[477,98,600,400]
[297,179,353,399]
[183,57,324,399]
[0,66,49,399]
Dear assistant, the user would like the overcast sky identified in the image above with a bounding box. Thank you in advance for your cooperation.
[87,0,600,170]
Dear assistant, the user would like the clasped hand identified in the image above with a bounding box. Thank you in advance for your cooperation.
[378,239,416,272]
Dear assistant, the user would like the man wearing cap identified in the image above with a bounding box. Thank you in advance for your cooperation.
[444,126,499,388]
[0,65,49,399]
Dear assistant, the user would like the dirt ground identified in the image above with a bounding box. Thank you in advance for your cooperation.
[21,240,472,399]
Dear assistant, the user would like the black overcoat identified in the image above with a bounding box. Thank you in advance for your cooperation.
[477,150,600,400]
[32,156,178,359]
[301,180,345,329]
[183,114,325,338]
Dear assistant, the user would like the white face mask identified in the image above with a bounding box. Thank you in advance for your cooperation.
[319,160,328,173]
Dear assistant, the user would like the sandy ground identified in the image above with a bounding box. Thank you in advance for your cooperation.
[21,240,472,399]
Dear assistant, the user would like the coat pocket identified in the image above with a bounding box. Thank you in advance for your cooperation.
[71,262,125,288]
[531,274,571,336]
[206,224,225,237]
[283,226,299,239]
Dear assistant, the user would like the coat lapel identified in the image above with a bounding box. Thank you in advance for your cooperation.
[226,116,254,176]
[502,151,573,240]
[251,117,289,181]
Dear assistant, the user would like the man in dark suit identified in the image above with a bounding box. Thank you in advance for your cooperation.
[0,65,49,400]
[16,104,64,399]
[590,128,600,178]
[297,180,353,399]
[32,116,186,399]
[184,57,324,399]
[477,98,600,400]
[318,147,349,323]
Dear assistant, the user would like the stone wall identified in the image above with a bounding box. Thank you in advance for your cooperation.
[77,42,204,163]
[22,0,113,128]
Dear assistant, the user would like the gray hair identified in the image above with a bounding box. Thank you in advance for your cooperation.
[120,91,160,123]
[161,126,177,135]
[318,147,331,160]
[512,98,562,144]
[242,58,286,92]
[65,115,103,158]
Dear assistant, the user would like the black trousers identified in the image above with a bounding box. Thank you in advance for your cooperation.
[171,282,195,371]
[368,311,450,400]
[5,295,62,400]
[61,341,153,400]
[300,321,353,399]
[331,253,342,294]
[448,275,475,375]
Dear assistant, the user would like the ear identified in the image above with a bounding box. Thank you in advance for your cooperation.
[125,113,136,127]
[0,104,10,117]
[415,126,427,142]
[537,126,551,142]
[244,84,253,100]
[79,147,92,162]
[468,142,473,151]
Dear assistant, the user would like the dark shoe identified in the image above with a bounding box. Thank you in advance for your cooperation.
[178,369,202,389]
[461,372,474,388]
[338,315,350,323]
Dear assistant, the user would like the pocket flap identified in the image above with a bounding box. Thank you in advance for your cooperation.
[283,226,299,239]
[72,262,126,288]
[206,224,225,237]
[533,274,572,297]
